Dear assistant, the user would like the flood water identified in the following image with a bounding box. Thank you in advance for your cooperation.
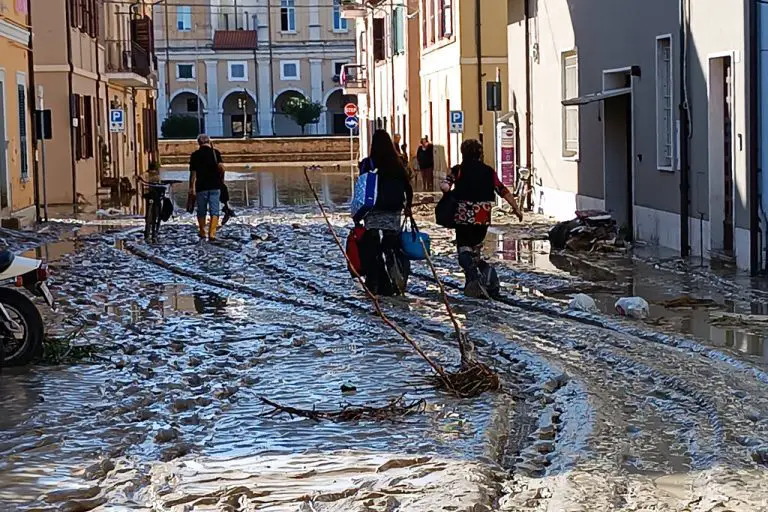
[1,167,768,510]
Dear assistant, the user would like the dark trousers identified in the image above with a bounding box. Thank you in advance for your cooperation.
[456,225,490,285]
[361,229,400,296]
[418,168,434,192]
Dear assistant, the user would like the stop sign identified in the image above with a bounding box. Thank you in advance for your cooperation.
[344,103,358,117]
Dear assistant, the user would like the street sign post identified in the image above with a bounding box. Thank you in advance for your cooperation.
[344,103,358,117]
[109,109,125,132]
[345,116,359,165]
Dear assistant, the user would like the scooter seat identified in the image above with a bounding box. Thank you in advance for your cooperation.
[0,250,15,273]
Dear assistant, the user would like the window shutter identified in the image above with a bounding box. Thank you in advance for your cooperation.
[72,94,83,160]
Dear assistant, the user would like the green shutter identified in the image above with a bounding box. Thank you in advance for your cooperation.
[393,6,404,54]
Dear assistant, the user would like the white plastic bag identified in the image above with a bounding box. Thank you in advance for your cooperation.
[615,297,649,319]
[568,293,598,313]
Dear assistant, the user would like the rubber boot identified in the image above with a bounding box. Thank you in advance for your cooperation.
[197,217,207,239]
[208,216,219,241]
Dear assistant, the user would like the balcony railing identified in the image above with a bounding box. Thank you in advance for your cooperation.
[341,0,366,18]
[340,64,368,94]
[105,40,152,78]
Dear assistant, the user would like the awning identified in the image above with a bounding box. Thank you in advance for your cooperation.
[562,87,631,106]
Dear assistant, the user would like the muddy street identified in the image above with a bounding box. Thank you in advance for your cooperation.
[1,175,768,511]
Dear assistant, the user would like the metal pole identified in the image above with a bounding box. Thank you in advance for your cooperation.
[242,88,248,138]
[37,86,49,222]
[195,27,202,134]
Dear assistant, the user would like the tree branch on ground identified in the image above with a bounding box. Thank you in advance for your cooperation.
[258,395,425,422]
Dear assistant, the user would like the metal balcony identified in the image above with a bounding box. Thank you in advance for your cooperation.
[104,40,156,89]
[341,0,366,19]
[340,64,368,95]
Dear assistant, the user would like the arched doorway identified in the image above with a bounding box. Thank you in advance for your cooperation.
[274,90,306,136]
[325,89,354,135]
[169,91,205,134]
[221,89,257,138]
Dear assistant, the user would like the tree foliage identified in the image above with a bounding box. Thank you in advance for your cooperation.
[282,96,324,134]
[161,115,200,139]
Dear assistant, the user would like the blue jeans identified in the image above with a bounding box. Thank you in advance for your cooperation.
[196,189,221,218]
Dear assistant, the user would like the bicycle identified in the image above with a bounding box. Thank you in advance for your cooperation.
[139,177,181,242]
[514,166,535,212]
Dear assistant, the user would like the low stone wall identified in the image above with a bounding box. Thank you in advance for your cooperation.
[159,136,360,165]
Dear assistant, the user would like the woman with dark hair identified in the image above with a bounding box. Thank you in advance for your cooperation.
[354,130,414,296]
[441,139,524,298]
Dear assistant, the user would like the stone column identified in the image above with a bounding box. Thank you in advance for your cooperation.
[157,60,169,130]
[204,60,221,136]
[257,59,273,135]
[310,58,324,135]
[308,0,320,41]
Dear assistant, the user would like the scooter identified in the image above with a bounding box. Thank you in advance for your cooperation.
[0,250,54,366]
[548,210,618,251]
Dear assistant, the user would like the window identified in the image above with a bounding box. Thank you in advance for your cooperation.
[656,35,673,169]
[17,85,28,181]
[176,64,195,80]
[186,97,199,113]
[177,6,192,31]
[333,0,348,32]
[280,0,295,32]
[334,61,347,76]
[228,61,247,81]
[280,60,300,80]
[440,0,453,38]
[373,18,385,61]
[421,0,427,47]
[392,6,404,54]
[561,50,579,158]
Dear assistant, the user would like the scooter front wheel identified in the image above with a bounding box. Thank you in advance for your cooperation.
[0,288,44,366]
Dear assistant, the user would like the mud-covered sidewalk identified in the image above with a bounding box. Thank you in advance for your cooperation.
[0,204,767,511]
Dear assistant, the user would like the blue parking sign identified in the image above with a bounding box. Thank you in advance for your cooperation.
[109,108,125,132]
[450,110,464,133]
[109,109,125,132]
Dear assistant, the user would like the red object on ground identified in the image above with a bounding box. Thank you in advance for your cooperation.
[346,226,366,276]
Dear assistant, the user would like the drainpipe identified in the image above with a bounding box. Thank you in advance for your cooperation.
[390,0,396,135]
[750,0,762,272]
[474,0,483,143]
[27,0,40,223]
[65,0,77,208]
[132,88,139,175]
[523,0,533,210]
[679,0,690,258]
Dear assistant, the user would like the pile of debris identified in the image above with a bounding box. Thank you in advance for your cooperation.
[548,210,624,252]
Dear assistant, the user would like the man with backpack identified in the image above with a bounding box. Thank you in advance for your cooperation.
[188,134,224,241]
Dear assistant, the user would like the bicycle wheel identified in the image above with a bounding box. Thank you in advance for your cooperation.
[152,200,162,240]
[144,199,155,240]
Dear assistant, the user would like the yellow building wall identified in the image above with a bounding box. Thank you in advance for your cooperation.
[0,3,36,217]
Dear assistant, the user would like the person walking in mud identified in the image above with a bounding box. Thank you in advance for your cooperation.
[441,139,524,298]
[188,134,225,241]
[354,130,414,296]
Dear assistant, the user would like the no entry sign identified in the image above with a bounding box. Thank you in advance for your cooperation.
[344,103,358,117]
